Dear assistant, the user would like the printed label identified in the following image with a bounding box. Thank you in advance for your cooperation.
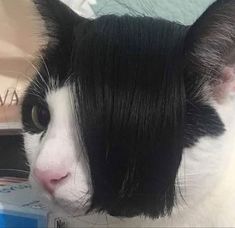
[0,89,19,106]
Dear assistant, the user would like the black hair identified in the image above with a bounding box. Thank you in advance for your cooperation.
[72,15,186,217]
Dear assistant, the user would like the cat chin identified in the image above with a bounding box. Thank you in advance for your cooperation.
[42,190,92,216]
[53,197,91,216]
[40,190,91,216]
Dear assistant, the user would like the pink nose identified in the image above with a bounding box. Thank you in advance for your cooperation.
[33,168,69,194]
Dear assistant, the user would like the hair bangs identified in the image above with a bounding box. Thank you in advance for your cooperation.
[73,15,187,217]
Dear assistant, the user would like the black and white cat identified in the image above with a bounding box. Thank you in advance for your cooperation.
[21,0,235,226]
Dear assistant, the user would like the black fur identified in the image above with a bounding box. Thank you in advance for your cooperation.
[22,0,227,218]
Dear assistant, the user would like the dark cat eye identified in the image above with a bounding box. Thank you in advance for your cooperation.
[31,104,50,131]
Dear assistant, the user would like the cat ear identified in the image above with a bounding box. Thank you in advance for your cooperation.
[0,0,87,58]
[33,0,87,46]
[186,0,235,102]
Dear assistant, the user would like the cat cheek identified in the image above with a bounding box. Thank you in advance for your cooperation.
[23,132,41,165]
[214,66,235,103]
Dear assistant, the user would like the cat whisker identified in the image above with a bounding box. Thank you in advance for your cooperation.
[26,90,42,97]
[64,73,73,85]
[29,78,45,92]
[0,69,43,94]
[105,214,110,228]
[0,168,30,175]
[22,57,50,93]
[39,54,51,81]
[0,70,33,82]
[74,163,79,186]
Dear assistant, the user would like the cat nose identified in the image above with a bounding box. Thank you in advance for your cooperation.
[33,168,70,194]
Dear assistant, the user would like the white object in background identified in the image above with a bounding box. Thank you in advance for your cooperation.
[60,0,96,18]
[0,182,129,228]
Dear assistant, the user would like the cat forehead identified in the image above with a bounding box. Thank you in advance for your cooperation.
[46,86,70,110]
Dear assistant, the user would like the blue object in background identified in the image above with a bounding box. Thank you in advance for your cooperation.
[0,210,47,228]
[0,214,37,228]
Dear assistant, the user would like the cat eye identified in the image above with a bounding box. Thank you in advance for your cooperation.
[31,104,50,131]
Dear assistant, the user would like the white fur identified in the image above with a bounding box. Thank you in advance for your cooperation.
[24,85,235,227]
[24,86,92,215]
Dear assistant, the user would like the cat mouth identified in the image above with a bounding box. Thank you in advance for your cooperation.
[52,194,92,216]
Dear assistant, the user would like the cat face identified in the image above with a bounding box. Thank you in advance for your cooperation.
[21,0,235,218]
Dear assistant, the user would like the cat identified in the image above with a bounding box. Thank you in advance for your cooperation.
[21,0,235,226]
